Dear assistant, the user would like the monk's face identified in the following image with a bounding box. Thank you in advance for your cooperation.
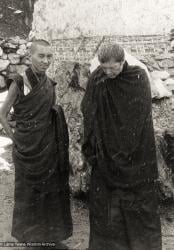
[100,58,124,79]
[31,44,53,73]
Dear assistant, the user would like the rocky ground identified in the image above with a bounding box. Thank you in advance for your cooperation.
[0,136,174,250]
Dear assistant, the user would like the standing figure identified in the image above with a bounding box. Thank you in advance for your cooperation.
[69,63,81,89]
[0,39,72,249]
[81,43,162,250]
[69,63,85,91]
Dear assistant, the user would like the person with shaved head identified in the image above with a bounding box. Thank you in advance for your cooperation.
[0,39,72,249]
[81,43,162,250]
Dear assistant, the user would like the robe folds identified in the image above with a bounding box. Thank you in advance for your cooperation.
[81,61,162,250]
[81,61,158,188]
[7,68,72,245]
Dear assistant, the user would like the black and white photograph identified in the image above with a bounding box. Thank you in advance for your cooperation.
[0,0,174,249]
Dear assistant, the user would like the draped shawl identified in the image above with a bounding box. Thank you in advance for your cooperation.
[7,68,69,185]
[81,61,158,188]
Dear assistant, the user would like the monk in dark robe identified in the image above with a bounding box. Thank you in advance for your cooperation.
[0,40,72,249]
[81,43,162,250]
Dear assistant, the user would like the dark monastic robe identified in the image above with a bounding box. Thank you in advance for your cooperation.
[81,61,161,250]
[81,61,158,188]
[7,68,72,245]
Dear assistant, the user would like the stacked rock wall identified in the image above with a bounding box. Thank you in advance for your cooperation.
[0,37,31,91]
[49,35,172,75]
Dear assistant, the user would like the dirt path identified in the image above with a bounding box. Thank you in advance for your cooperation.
[0,137,174,250]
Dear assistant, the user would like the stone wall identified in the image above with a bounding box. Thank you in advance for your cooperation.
[52,35,169,61]
[0,37,31,91]
[0,33,172,83]
[49,34,174,77]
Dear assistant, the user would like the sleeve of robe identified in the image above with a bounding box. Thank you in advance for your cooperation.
[6,73,24,105]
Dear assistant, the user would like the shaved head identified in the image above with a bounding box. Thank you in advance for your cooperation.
[30,39,53,73]
[30,39,51,54]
